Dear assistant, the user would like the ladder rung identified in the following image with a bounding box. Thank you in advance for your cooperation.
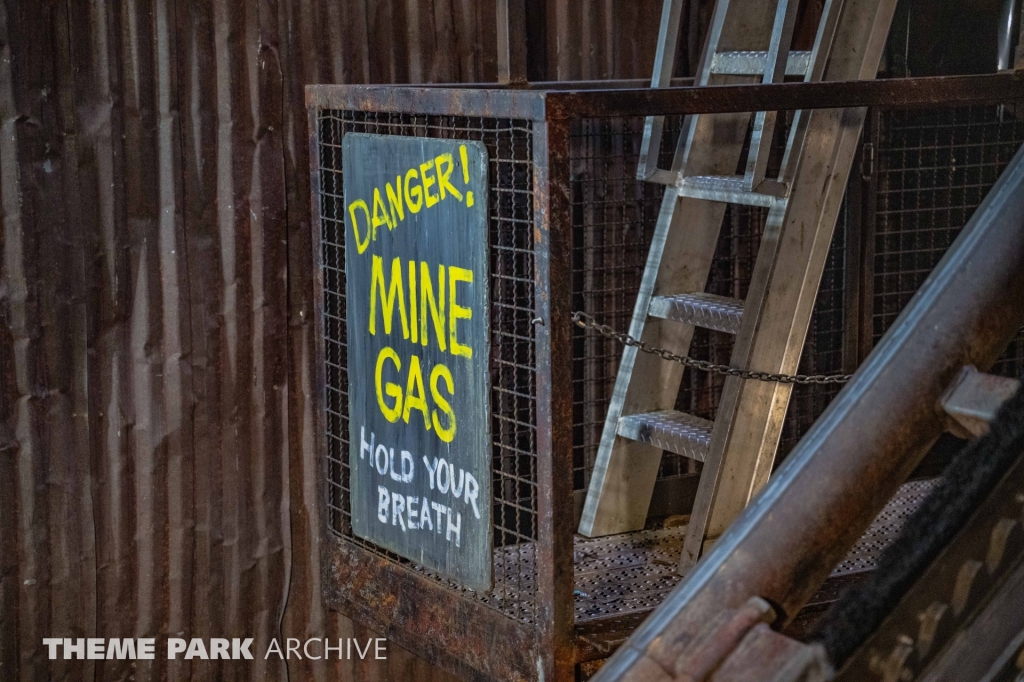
[678,175,788,207]
[649,293,744,334]
[617,411,713,461]
[710,50,812,77]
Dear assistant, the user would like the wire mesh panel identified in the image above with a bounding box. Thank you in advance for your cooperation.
[564,106,1024,633]
[568,117,851,498]
[568,105,1024,512]
[569,118,664,494]
[872,105,1024,376]
[308,81,1024,682]
[317,110,540,623]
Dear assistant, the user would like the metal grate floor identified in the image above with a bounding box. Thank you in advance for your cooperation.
[417,479,937,636]
[574,527,687,622]
[573,478,937,625]
[830,478,936,577]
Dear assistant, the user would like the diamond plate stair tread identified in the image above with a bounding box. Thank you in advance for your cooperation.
[617,410,714,461]
[710,50,812,76]
[677,175,786,207]
[649,292,745,334]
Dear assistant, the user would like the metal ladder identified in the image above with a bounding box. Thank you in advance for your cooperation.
[578,0,899,572]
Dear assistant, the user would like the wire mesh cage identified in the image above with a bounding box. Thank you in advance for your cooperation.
[307,81,1024,682]
[318,110,541,624]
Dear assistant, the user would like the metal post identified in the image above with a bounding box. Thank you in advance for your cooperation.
[637,0,686,179]
[591,141,1024,681]
[533,116,576,682]
[999,0,1019,71]
[497,0,528,85]
[1017,0,1024,69]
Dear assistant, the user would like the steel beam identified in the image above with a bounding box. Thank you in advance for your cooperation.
[305,72,1024,120]
[542,72,1024,119]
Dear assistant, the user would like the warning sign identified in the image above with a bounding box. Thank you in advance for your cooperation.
[343,133,492,589]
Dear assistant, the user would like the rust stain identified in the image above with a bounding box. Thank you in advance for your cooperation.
[0,2,888,674]
[0,1,668,679]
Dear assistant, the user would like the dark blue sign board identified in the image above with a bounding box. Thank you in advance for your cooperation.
[343,133,492,590]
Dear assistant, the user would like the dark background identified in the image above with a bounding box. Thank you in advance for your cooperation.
[0,0,1013,680]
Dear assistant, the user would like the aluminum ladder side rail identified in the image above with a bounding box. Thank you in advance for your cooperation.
[579,0,798,538]
[578,0,893,561]
[681,0,899,568]
[590,140,1024,682]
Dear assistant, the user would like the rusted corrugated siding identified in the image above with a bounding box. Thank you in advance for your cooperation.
[546,0,666,80]
[0,1,486,679]
[0,1,664,681]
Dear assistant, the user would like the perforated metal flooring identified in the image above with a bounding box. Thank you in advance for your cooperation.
[573,478,937,625]
[443,479,937,637]
[574,525,687,622]
[828,478,936,577]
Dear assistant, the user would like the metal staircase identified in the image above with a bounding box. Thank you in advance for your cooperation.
[578,0,900,572]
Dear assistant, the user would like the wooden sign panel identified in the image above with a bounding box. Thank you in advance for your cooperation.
[343,133,492,590]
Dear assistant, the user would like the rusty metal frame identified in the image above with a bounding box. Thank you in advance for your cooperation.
[307,86,565,682]
[306,71,1024,115]
[305,73,1024,682]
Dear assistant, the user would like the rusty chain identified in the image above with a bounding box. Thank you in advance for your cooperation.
[571,311,853,385]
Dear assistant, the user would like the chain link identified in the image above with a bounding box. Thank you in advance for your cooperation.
[572,311,852,385]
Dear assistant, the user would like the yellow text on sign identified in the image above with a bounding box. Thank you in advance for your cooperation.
[374,348,457,443]
[368,255,475,443]
[347,145,477,255]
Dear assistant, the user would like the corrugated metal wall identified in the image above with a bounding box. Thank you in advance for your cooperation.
[0,1,666,680]
[544,1,668,80]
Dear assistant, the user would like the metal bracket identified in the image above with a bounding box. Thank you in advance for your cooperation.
[860,141,875,181]
[941,365,1020,439]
